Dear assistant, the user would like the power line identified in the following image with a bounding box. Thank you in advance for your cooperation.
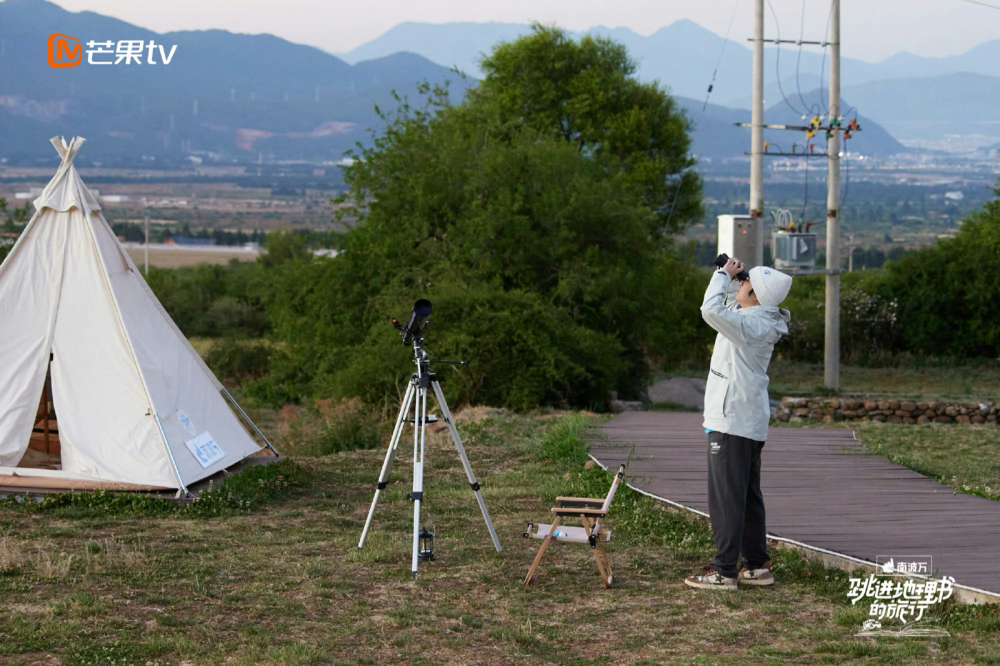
[703,0,743,111]
[766,0,807,115]
[961,0,1000,9]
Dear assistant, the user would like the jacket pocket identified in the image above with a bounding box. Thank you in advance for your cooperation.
[706,366,731,417]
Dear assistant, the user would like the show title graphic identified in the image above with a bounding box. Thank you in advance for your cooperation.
[48,33,178,68]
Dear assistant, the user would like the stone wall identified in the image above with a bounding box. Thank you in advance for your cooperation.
[775,398,998,425]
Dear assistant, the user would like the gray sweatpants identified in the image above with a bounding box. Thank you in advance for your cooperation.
[706,431,769,578]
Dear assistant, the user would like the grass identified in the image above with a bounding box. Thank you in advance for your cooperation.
[664,359,1000,402]
[1,409,998,664]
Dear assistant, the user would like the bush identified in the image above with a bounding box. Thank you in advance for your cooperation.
[283,398,387,457]
[204,339,272,383]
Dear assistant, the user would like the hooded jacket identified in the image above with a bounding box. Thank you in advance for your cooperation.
[701,270,791,442]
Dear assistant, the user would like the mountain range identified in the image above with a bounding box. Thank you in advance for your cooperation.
[338,21,1000,143]
[0,0,970,166]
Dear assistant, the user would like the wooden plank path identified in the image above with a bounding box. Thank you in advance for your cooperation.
[589,411,1000,596]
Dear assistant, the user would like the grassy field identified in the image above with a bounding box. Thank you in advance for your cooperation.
[666,360,1000,402]
[2,410,999,666]
[123,248,258,268]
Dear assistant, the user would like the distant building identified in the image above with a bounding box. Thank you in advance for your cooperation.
[945,191,964,201]
[101,194,129,203]
[165,236,217,247]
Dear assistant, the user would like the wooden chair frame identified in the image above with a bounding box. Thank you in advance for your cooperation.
[523,464,625,588]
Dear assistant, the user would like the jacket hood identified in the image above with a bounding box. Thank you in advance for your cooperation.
[753,305,791,334]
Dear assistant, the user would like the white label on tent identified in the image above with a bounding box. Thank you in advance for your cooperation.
[177,410,197,437]
[184,431,225,469]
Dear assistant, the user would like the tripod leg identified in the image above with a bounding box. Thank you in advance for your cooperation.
[359,381,416,549]
[411,385,428,575]
[431,381,503,553]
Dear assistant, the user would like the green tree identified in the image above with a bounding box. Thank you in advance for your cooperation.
[253,25,707,410]
[872,182,1000,358]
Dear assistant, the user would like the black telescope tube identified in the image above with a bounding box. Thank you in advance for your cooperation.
[400,299,432,345]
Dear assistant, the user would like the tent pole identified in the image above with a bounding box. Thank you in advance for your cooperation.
[154,412,188,497]
[43,378,50,454]
[221,388,279,457]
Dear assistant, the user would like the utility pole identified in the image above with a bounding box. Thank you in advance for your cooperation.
[824,0,841,390]
[144,214,149,276]
[749,0,764,218]
[848,234,855,272]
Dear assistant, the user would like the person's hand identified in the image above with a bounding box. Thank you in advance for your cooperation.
[723,256,744,280]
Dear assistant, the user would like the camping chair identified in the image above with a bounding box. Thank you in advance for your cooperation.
[523,464,625,588]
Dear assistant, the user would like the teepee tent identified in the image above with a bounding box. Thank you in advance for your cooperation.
[0,136,275,495]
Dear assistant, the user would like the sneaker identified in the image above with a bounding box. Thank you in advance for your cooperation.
[738,561,775,586]
[684,567,737,591]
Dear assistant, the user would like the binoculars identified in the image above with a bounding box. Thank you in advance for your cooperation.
[714,254,750,283]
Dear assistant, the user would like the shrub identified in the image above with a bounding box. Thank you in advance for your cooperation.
[204,339,272,383]
[282,398,386,457]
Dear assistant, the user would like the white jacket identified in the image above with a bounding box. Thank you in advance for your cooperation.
[701,270,791,442]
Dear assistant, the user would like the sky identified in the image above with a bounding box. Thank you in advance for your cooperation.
[48,0,1000,62]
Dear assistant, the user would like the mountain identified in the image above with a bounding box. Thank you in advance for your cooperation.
[337,21,1000,101]
[837,73,1000,141]
[676,92,905,161]
[0,0,463,163]
[0,0,907,166]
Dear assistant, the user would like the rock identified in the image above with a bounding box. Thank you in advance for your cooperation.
[775,411,790,422]
[864,401,878,411]
[925,409,936,418]
[902,417,916,424]
[822,415,834,424]
[842,410,857,418]
[872,415,887,422]
[828,399,841,409]
[972,416,985,424]
[794,408,810,417]
[647,377,706,410]
[900,401,916,411]
[945,406,958,417]
[856,409,868,417]
[790,416,804,423]
[888,416,903,424]
[927,401,939,410]
[988,415,998,423]
[917,415,930,424]
[934,416,954,424]
[916,402,928,411]
[890,400,901,411]
[782,396,808,407]
[610,400,645,414]
[584,460,597,469]
[809,412,824,422]
[955,415,971,424]
[877,401,891,411]
[894,410,911,417]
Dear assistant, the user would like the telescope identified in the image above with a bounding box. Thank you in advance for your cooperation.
[392,299,432,346]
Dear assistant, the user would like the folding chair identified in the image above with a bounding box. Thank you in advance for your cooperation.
[523,464,625,588]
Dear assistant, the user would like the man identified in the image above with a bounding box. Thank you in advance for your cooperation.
[684,256,792,591]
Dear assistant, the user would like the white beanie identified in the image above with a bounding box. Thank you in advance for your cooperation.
[748,266,792,307]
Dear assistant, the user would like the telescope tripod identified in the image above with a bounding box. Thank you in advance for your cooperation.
[358,343,502,574]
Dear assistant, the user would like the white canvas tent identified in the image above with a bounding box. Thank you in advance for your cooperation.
[0,136,275,494]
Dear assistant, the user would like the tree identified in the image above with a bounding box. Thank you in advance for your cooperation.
[252,25,707,410]
[872,181,1000,358]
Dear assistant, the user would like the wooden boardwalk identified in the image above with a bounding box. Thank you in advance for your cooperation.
[589,411,1000,596]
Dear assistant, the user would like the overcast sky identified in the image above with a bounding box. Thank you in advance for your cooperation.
[50,0,1000,62]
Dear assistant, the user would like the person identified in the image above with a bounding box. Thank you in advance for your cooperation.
[684,256,792,591]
